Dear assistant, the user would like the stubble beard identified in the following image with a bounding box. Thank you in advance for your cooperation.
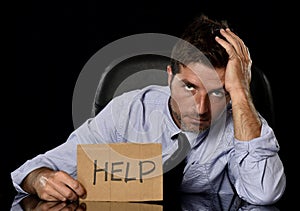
[169,102,208,134]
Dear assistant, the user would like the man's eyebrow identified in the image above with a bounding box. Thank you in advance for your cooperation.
[213,86,225,91]
[208,86,229,94]
[180,79,198,87]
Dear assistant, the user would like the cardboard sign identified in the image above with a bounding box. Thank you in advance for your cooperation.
[77,143,163,201]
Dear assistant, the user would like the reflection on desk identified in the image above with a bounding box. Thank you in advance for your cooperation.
[11,193,280,211]
[180,193,279,211]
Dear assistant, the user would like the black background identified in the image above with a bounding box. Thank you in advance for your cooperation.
[4,0,296,209]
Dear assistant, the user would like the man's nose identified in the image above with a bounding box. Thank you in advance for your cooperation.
[194,93,209,114]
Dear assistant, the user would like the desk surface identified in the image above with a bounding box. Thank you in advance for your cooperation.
[8,191,284,211]
[1,174,290,211]
[1,170,289,211]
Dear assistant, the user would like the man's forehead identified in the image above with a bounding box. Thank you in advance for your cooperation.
[178,63,225,86]
[186,63,224,76]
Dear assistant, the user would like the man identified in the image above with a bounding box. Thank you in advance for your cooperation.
[11,15,286,205]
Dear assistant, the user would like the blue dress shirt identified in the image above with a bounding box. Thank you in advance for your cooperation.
[11,85,286,205]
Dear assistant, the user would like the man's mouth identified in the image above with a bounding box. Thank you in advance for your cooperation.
[188,116,209,124]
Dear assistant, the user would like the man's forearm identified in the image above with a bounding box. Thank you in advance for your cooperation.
[230,89,261,141]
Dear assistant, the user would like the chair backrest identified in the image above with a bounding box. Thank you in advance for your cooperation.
[91,54,169,116]
[249,66,275,127]
[91,54,275,127]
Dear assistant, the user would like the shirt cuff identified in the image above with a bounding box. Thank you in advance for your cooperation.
[233,122,279,164]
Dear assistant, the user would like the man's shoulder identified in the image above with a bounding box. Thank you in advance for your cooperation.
[116,85,170,102]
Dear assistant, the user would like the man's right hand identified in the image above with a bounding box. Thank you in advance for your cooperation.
[21,167,86,201]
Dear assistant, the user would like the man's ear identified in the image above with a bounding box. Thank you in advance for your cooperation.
[167,65,173,86]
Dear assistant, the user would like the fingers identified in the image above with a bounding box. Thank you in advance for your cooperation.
[222,28,252,81]
[214,28,252,92]
[216,28,252,65]
[34,200,79,211]
[222,28,244,55]
[37,171,86,201]
[36,201,68,210]
[214,29,236,60]
[56,171,86,200]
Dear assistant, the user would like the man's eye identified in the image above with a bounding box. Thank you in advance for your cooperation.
[185,84,195,91]
[210,90,226,98]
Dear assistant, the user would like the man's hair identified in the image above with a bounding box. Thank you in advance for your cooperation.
[170,14,230,74]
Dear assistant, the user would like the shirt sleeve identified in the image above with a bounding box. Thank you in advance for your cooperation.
[228,117,286,205]
[10,87,164,194]
[10,133,80,194]
[10,98,121,194]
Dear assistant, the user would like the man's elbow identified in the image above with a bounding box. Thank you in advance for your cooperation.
[244,174,286,205]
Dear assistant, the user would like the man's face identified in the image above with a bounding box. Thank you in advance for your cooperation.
[167,63,229,133]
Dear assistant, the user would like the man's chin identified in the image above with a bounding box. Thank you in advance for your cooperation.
[181,124,209,134]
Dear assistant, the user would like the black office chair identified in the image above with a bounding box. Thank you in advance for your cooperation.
[91,54,170,116]
[91,54,275,128]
